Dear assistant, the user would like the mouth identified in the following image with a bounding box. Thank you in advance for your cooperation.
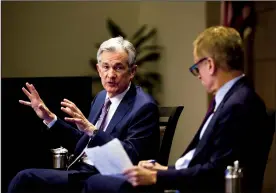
[107,82,117,86]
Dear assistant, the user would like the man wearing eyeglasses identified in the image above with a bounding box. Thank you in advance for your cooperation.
[80,26,270,193]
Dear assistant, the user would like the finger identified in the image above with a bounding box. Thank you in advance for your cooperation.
[70,118,86,125]
[131,178,139,187]
[22,87,32,99]
[61,107,75,117]
[19,100,31,106]
[61,101,83,115]
[126,178,135,186]
[138,161,147,167]
[126,175,137,185]
[26,83,34,94]
[125,173,139,187]
[125,171,138,179]
[123,170,132,176]
[141,163,154,169]
[63,100,84,116]
[26,83,40,96]
[138,161,147,168]
[64,117,82,123]
[61,101,75,110]
[123,167,136,175]
[63,98,75,105]
[62,108,82,119]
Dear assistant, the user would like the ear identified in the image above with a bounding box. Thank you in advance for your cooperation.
[208,58,216,75]
[96,64,101,77]
[130,65,137,79]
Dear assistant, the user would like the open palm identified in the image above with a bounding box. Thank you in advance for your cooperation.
[19,82,55,122]
[61,98,96,135]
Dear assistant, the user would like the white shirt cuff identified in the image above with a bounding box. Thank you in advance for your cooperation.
[43,115,57,128]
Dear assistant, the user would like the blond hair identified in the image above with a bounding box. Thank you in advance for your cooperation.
[193,26,244,71]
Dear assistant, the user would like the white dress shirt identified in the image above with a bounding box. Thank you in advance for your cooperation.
[44,83,131,166]
[175,74,244,170]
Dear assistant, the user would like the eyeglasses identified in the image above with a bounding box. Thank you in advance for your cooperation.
[189,57,208,76]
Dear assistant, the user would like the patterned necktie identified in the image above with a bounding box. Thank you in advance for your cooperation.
[97,98,112,131]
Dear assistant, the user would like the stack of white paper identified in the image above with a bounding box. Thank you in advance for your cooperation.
[84,138,133,175]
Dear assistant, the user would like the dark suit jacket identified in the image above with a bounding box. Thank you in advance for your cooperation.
[156,77,270,193]
[47,84,160,165]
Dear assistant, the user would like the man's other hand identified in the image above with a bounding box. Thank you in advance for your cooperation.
[61,99,96,135]
[138,160,168,171]
[123,166,157,187]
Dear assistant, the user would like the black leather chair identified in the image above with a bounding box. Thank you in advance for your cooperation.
[157,106,184,165]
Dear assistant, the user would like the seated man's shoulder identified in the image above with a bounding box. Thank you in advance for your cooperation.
[134,86,157,106]
[224,85,266,118]
[232,85,265,107]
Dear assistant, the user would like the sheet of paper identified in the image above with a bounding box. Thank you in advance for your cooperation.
[84,138,133,175]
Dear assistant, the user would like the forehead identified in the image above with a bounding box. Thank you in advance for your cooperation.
[100,50,128,65]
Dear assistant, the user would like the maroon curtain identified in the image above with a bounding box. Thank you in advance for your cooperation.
[220,1,257,85]
[221,1,256,39]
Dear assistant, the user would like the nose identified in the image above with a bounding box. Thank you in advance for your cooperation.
[107,68,117,79]
[197,74,201,80]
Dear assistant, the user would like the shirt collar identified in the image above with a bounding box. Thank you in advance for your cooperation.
[106,82,131,104]
[214,74,244,111]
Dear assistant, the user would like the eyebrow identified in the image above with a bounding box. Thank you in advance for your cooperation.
[102,62,124,66]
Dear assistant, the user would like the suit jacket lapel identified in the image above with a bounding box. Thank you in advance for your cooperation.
[104,84,136,135]
[192,104,223,158]
[74,93,105,156]
[181,127,202,157]
[88,92,106,125]
[188,77,247,159]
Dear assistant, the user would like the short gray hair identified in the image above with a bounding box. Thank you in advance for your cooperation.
[97,36,136,68]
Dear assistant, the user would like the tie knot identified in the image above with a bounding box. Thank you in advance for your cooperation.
[105,98,110,104]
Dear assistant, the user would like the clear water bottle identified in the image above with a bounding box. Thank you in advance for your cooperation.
[225,160,243,193]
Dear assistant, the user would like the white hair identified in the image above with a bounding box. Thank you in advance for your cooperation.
[97,36,136,67]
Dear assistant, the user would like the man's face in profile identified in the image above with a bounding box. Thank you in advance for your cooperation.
[97,50,136,97]
[193,49,214,94]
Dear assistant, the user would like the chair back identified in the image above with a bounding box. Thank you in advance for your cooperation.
[157,106,184,165]
[266,109,275,145]
[262,109,276,193]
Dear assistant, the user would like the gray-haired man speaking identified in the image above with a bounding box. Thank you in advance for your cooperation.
[8,37,160,193]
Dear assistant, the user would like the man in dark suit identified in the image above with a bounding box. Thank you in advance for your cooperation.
[7,37,160,193]
[81,26,270,193]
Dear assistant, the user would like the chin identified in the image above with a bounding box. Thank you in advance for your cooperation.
[105,88,118,96]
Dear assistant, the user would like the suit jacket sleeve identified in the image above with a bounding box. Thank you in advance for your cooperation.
[156,103,255,190]
[89,102,160,164]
